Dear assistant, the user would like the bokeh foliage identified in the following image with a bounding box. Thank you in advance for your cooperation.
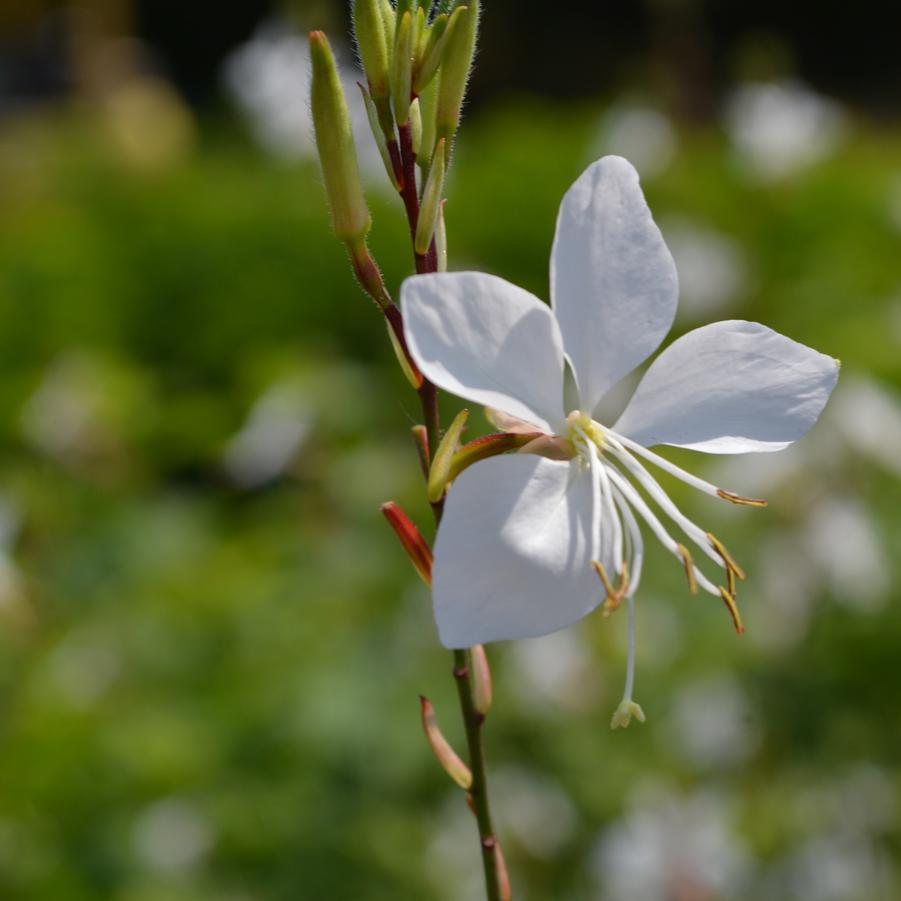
[0,96,900,900]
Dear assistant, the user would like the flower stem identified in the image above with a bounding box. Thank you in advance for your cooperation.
[453,648,503,901]
[397,125,506,901]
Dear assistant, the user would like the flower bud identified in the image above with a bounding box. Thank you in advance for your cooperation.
[436,0,480,143]
[411,424,431,477]
[414,4,464,95]
[309,32,371,242]
[358,82,402,190]
[427,407,469,502]
[415,137,446,255]
[352,0,390,99]
[381,501,433,586]
[435,198,448,272]
[420,695,473,790]
[378,0,395,48]
[416,77,439,169]
[409,97,423,157]
[387,319,424,389]
[471,644,493,716]
[391,10,414,125]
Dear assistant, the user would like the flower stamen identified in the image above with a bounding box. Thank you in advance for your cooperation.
[676,544,699,594]
[592,560,630,616]
[717,488,768,507]
[718,586,745,634]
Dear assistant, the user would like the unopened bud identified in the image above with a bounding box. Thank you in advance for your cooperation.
[409,98,423,158]
[391,11,414,125]
[352,0,390,99]
[416,77,439,169]
[411,424,431,478]
[378,0,395,48]
[387,319,424,389]
[358,83,402,190]
[427,407,469,502]
[381,501,433,586]
[436,198,448,271]
[471,644,493,716]
[420,695,473,790]
[415,137,446,255]
[495,842,513,901]
[436,1,480,143]
[414,5,465,95]
[309,32,371,242]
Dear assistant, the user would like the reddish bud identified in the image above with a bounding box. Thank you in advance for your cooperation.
[381,501,432,586]
[420,695,473,790]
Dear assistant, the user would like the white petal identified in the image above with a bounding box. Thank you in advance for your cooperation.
[401,272,566,433]
[550,156,678,413]
[432,455,604,647]
[614,320,840,453]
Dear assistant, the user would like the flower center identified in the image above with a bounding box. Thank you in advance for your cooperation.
[565,410,605,461]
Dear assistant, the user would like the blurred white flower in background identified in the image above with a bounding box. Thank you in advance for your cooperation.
[223,19,382,177]
[830,375,901,479]
[492,766,578,859]
[725,80,847,181]
[591,782,750,901]
[223,379,312,488]
[661,217,749,320]
[665,673,760,769]
[593,103,677,178]
[132,797,214,875]
[506,629,604,713]
[802,496,889,611]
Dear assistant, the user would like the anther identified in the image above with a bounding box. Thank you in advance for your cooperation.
[592,560,630,616]
[707,532,747,581]
[676,544,698,594]
[718,586,745,634]
[717,488,768,508]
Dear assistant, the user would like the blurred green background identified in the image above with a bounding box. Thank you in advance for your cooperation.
[1,2,900,899]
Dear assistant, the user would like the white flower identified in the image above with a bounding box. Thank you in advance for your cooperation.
[400,156,838,718]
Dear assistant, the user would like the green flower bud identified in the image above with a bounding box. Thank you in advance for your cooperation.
[391,11,415,126]
[352,0,390,99]
[409,97,423,158]
[413,5,464,95]
[358,82,402,190]
[416,76,439,169]
[378,0,395,50]
[415,136,446,256]
[309,31,371,243]
[437,0,480,142]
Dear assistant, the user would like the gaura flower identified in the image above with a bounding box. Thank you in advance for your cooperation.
[400,156,839,724]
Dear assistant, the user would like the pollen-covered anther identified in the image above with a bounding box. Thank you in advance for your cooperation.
[717,488,768,507]
[676,543,698,594]
[718,586,745,634]
[592,560,629,616]
[707,532,747,585]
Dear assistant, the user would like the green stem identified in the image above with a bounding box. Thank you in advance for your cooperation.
[399,127,505,901]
